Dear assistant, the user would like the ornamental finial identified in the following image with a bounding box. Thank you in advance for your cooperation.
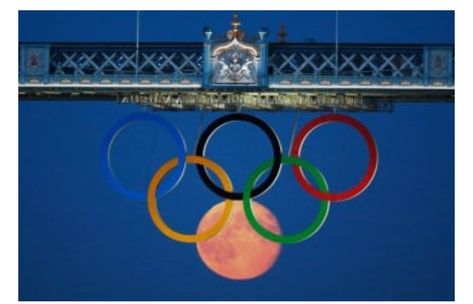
[227,13,244,41]
[232,13,241,30]
[278,24,287,43]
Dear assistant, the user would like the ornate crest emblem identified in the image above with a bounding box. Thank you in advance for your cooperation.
[24,47,47,75]
[429,49,449,78]
[211,15,260,85]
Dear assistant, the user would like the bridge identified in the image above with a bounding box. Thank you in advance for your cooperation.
[18,16,454,112]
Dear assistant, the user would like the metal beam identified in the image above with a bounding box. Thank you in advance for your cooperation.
[19,41,454,111]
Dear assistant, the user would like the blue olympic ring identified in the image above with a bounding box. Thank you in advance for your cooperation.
[101,112,187,201]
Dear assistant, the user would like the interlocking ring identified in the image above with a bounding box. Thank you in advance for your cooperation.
[147,155,233,243]
[104,112,378,244]
[243,156,330,244]
[290,114,378,202]
[195,113,282,200]
[101,112,187,201]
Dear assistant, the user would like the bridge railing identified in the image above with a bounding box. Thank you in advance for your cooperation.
[269,44,453,87]
[19,43,454,88]
[19,43,204,86]
[269,46,425,86]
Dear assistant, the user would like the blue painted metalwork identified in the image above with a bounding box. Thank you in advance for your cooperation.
[258,28,269,87]
[18,18,453,112]
[20,44,51,84]
[426,47,453,86]
[19,42,453,89]
[269,44,432,87]
[423,46,430,86]
[203,28,213,88]
[46,44,203,86]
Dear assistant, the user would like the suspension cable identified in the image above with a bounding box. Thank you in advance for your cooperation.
[135,11,140,79]
[335,10,339,79]
[193,110,206,153]
[288,111,301,154]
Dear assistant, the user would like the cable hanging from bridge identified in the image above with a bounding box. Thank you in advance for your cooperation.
[193,111,206,153]
[332,10,340,114]
[288,111,301,154]
[135,11,141,79]
[335,10,339,80]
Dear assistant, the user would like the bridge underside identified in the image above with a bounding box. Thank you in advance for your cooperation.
[19,85,453,112]
[19,40,454,112]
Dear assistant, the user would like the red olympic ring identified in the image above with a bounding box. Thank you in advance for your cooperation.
[290,114,378,202]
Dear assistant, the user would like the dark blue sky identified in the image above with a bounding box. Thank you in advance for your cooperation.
[19,11,454,300]
[19,11,454,44]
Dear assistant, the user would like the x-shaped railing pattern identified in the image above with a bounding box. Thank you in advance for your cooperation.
[269,49,423,77]
[50,49,203,75]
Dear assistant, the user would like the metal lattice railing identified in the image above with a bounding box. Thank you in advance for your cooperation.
[269,47,424,78]
[19,43,453,88]
[50,46,203,76]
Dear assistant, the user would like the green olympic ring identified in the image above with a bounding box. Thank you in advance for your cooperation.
[243,155,330,244]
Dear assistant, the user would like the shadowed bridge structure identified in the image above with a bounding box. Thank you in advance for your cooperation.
[19,16,454,112]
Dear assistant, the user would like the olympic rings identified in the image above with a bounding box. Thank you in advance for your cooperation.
[101,112,187,201]
[290,114,378,202]
[243,156,330,244]
[104,112,378,244]
[195,113,282,200]
[147,155,233,243]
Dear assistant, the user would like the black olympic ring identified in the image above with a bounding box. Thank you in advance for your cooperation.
[194,113,282,200]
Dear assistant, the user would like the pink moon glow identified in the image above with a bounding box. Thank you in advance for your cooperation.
[196,200,281,280]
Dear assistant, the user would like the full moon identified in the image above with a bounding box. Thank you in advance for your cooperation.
[196,200,281,280]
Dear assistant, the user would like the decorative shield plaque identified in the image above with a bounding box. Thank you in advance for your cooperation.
[211,39,259,84]
[429,49,450,78]
[207,14,263,87]
[25,47,48,76]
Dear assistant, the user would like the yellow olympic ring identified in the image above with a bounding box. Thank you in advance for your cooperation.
[147,155,234,243]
